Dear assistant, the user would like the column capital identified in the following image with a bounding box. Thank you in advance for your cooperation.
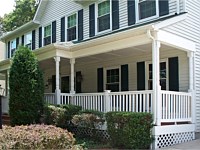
[54,56,60,62]
[187,51,194,58]
[70,58,75,65]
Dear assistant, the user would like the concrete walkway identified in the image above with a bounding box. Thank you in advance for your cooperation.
[161,133,200,150]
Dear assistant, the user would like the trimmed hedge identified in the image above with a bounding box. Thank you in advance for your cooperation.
[0,125,82,149]
[43,104,82,127]
[106,112,153,149]
[9,46,44,125]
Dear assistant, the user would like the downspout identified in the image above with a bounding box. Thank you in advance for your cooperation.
[146,28,161,126]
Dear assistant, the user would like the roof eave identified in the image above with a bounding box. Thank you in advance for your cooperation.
[0,21,40,42]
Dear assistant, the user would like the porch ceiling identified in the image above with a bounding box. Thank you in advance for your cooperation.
[38,43,177,70]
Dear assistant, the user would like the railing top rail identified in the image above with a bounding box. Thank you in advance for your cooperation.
[160,90,192,96]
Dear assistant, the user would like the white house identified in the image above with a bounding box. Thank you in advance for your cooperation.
[0,0,199,148]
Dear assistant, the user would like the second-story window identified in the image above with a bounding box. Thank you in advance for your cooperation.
[67,13,77,41]
[11,39,16,57]
[25,32,32,50]
[97,0,111,32]
[44,24,51,46]
[138,0,156,20]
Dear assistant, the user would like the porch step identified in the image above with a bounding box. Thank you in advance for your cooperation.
[2,114,10,125]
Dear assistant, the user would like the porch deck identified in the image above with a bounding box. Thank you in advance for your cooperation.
[44,90,192,124]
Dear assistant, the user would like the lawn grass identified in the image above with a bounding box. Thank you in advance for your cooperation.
[76,137,111,149]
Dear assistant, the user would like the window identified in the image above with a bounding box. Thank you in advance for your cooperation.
[44,24,51,46]
[25,32,32,50]
[106,68,119,92]
[148,62,167,90]
[97,0,111,32]
[138,0,157,20]
[67,13,77,41]
[11,39,16,57]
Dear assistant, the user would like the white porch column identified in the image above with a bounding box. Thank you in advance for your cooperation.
[188,51,195,125]
[152,40,161,126]
[54,56,61,105]
[70,58,75,94]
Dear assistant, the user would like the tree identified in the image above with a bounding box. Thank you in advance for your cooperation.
[2,0,39,32]
[9,46,44,125]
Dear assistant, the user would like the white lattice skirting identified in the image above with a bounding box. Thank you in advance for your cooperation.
[153,124,195,149]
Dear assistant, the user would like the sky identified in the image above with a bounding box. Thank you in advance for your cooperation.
[0,0,15,17]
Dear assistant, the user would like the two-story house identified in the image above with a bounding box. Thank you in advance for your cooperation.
[0,0,199,148]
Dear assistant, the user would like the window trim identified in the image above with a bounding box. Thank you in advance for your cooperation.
[43,24,52,46]
[145,59,169,90]
[24,32,32,50]
[95,0,112,35]
[104,66,121,92]
[136,0,159,23]
[66,12,78,42]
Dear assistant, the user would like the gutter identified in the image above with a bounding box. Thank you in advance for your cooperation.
[0,21,40,42]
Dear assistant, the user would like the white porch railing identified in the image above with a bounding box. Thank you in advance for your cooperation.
[44,93,56,104]
[44,90,192,123]
[44,90,153,113]
[161,91,192,122]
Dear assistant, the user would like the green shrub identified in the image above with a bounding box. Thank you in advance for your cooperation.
[58,104,82,122]
[105,112,153,149]
[9,46,44,125]
[43,105,66,127]
[0,125,82,149]
[72,110,105,129]
[43,104,82,128]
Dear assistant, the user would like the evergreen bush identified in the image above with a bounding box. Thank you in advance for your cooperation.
[9,46,44,125]
[105,112,153,149]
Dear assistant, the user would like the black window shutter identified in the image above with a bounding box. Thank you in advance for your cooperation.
[76,71,82,93]
[78,9,84,41]
[16,37,19,48]
[61,17,65,42]
[112,0,119,30]
[127,0,136,26]
[39,27,42,48]
[7,41,10,58]
[159,0,169,16]
[137,62,145,90]
[89,4,95,37]
[21,35,24,46]
[97,68,104,92]
[52,75,56,93]
[169,57,179,91]
[121,64,129,91]
[52,21,56,43]
[32,30,36,50]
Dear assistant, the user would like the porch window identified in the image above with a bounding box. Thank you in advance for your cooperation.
[148,62,167,90]
[67,13,77,41]
[106,68,119,92]
[25,32,32,50]
[11,39,16,57]
[44,24,51,46]
[97,0,111,32]
[138,0,156,20]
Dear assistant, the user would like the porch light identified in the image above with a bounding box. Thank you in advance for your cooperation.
[0,85,5,129]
